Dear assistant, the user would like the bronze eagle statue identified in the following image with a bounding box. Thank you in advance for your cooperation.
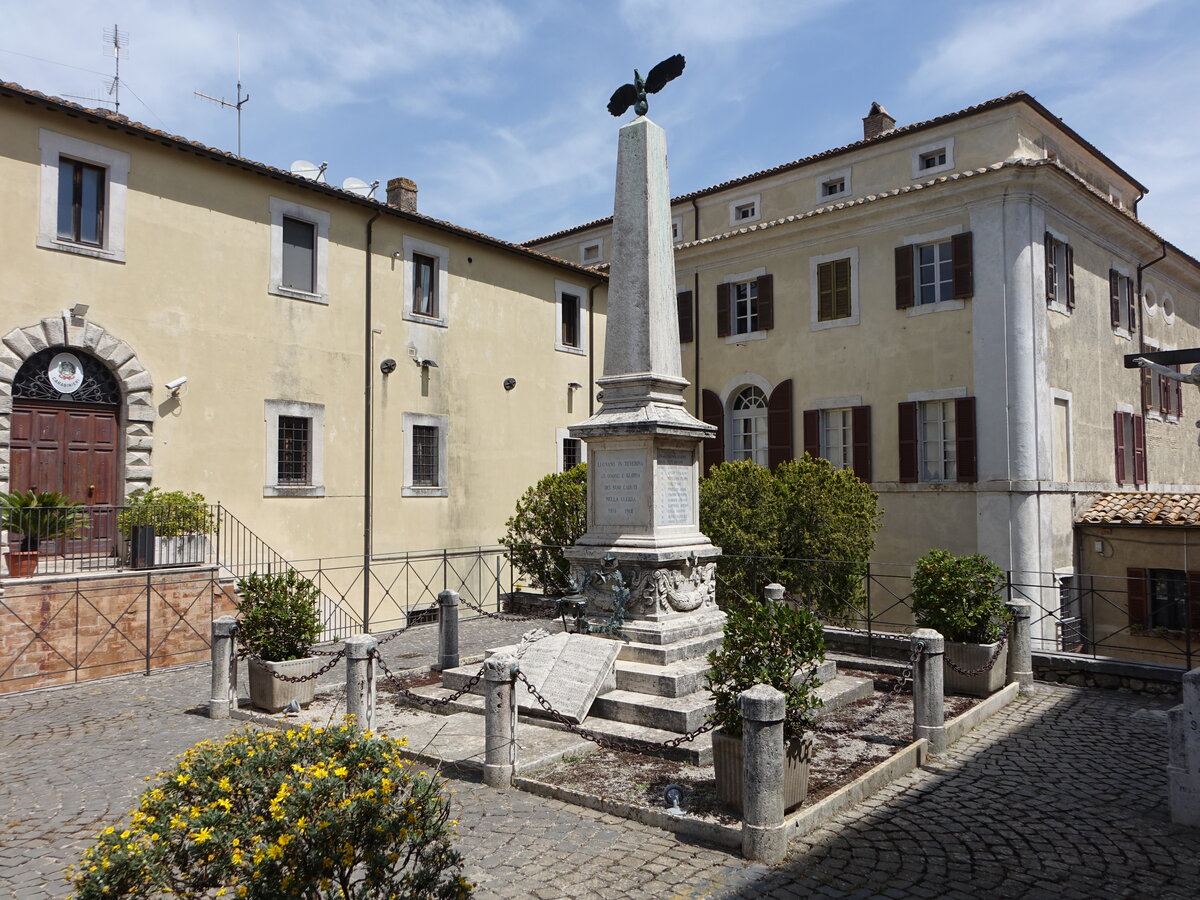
[607,53,686,117]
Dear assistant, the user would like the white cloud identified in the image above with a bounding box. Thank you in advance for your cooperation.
[616,0,846,45]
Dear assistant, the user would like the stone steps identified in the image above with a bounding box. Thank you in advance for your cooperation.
[617,632,722,666]
[590,688,715,733]
[615,656,711,697]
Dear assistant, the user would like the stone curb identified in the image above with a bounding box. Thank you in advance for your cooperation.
[943,681,1019,747]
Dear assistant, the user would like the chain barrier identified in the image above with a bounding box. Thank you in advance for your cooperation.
[831,621,913,643]
[372,649,486,708]
[374,626,410,646]
[515,670,716,753]
[311,647,344,657]
[246,648,346,683]
[456,591,557,623]
[943,629,1009,676]
[807,641,921,736]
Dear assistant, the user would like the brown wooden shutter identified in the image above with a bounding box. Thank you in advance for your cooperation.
[677,290,694,343]
[1114,411,1127,484]
[701,390,725,472]
[1065,243,1076,309]
[1127,276,1137,331]
[1188,571,1200,634]
[955,396,977,483]
[834,259,850,318]
[895,245,914,309]
[757,274,774,331]
[766,379,792,469]
[1160,371,1170,416]
[802,409,820,459]
[1127,567,1149,628]
[1133,413,1147,486]
[951,231,973,299]
[1175,366,1184,419]
[852,405,872,483]
[1044,232,1056,304]
[898,401,919,483]
[716,283,731,338]
[1109,269,1122,327]
[1140,343,1154,412]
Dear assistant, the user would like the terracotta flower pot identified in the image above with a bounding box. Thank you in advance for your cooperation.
[5,550,39,577]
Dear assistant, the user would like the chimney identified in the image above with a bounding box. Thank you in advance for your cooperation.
[862,102,896,140]
[386,177,418,213]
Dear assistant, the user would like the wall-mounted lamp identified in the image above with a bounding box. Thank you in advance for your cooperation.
[71,303,90,318]
[567,381,583,390]
[164,376,188,396]
[415,358,438,369]
[504,377,517,391]
[392,250,403,259]
[380,358,397,375]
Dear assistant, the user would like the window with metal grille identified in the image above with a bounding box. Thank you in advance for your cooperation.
[413,253,437,318]
[57,157,105,246]
[281,217,316,293]
[277,416,311,484]
[412,425,440,486]
[562,437,581,470]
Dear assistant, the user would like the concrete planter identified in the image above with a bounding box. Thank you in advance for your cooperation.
[247,656,319,713]
[712,727,812,813]
[944,639,1008,697]
[153,535,209,567]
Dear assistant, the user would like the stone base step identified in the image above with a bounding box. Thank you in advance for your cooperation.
[615,656,711,698]
[590,689,715,733]
[617,631,722,666]
[814,674,875,715]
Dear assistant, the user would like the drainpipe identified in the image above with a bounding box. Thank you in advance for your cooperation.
[364,209,381,631]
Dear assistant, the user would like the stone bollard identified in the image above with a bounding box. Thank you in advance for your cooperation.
[209,616,239,719]
[1005,599,1035,693]
[1167,666,1200,826]
[912,628,947,754]
[437,590,460,671]
[739,683,788,864]
[763,583,785,603]
[483,653,519,788]
[344,634,377,732]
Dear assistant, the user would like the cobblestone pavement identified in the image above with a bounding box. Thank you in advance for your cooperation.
[2,614,1197,899]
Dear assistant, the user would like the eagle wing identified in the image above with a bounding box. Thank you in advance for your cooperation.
[607,82,639,117]
[644,54,685,94]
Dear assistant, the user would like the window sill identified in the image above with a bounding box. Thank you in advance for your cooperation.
[36,235,125,263]
[403,311,448,328]
[811,315,860,332]
[907,299,965,317]
[1112,328,1133,342]
[264,484,325,498]
[1047,301,1072,317]
[555,344,586,356]
[270,285,328,305]
[403,485,448,498]
[725,330,767,344]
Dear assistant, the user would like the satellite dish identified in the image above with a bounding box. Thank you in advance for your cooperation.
[342,176,379,199]
[290,159,328,183]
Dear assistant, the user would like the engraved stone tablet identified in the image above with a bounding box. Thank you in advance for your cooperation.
[594,449,647,526]
[656,448,694,526]
[515,632,620,723]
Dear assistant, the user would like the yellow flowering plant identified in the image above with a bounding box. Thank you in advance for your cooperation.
[68,720,473,899]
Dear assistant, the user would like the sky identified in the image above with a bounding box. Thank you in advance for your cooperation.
[2,0,1197,250]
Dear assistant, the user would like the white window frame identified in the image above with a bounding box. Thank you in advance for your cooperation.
[1112,262,1135,338]
[402,412,449,497]
[809,247,860,331]
[722,267,767,343]
[580,239,603,265]
[728,194,761,226]
[402,236,450,327]
[730,385,769,466]
[918,399,957,483]
[269,197,330,304]
[911,136,955,178]
[263,400,325,497]
[555,279,588,355]
[815,167,851,202]
[821,407,854,470]
[37,129,130,262]
[902,225,965,316]
[556,427,587,472]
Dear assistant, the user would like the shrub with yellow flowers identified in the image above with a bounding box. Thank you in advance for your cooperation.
[68,720,473,899]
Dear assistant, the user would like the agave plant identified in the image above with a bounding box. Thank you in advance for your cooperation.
[0,489,85,551]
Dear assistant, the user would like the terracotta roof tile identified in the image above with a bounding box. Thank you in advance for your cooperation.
[1076,492,1200,526]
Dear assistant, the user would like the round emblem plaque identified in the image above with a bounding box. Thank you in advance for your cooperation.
[47,352,84,394]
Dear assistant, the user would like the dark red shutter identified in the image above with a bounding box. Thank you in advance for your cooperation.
[701,389,724,472]
[1175,367,1184,419]
[852,405,872,483]
[1127,276,1137,330]
[1127,568,1149,628]
[1188,572,1200,634]
[898,401,919,483]
[802,409,820,459]
[1044,232,1056,304]
[716,283,731,338]
[1114,412,1127,484]
[1109,269,1121,327]
[1133,413,1147,486]
[1140,343,1153,412]
[757,274,774,331]
[951,231,973,299]
[1160,371,1170,416]
[1065,243,1075,309]
[766,379,792,469]
[895,245,914,309]
[677,290,694,343]
[955,396,977,483]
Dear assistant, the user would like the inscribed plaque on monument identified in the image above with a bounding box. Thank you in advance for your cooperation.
[656,448,694,526]
[515,632,619,723]
[594,449,647,526]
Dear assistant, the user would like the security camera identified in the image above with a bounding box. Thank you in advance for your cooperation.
[164,376,188,391]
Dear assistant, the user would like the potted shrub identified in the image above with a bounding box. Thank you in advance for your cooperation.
[0,489,84,577]
[706,586,825,813]
[235,569,323,712]
[117,488,215,567]
[911,549,1011,697]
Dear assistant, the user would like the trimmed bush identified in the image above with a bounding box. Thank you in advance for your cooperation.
[498,463,587,596]
[117,488,215,538]
[911,548,1009,643]
[235,570,322,662]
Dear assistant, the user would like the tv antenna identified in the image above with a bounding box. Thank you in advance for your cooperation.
[62,24,127,113]
[194,35,251,156]
[290,160,328,183]
[342,177,380,199]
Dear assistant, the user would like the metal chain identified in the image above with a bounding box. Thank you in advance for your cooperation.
[832,621,913,642]
[245,649,346,683]
[374,627,409,646]
[515,670,716,752]
[372,649,486,708]
[943,630,1009,676]
[456,592,556,623]
[808,642,920,736]
[311,647,343,656]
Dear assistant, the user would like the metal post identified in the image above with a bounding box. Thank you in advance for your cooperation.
[145,572,152,675]
[344,634,377,731]
[483,653,519,788]
[437,590,460,671]
[209,615,238,719]
[1005,599,1035,693]
[739,683,787,864]
[911,628,947,754]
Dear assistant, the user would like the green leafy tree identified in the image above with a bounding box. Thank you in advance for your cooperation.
[498,463,587,596]
[235,569,323,661]
[911,548,1009,643]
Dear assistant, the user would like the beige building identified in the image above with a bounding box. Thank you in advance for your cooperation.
[0,81,606,573]
[528,93,1200,647]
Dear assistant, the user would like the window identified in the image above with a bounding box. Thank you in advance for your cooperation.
[919,399,957,482]
[731,386,768,466]
[911,137,954,177]
[899,395,976,483]
[804,403,871,482]
[671,216,683,242]
[402,237,450,326]
[728,194,761,226]
[895,232,973,310]
[734,203,756,220]
[822,177,845,197]
[38,129,130,262]
[555,280,588,353]
[1138,343,1180,419]
[581,240,602,264]
[1113,410,1146,487]
[403,412,449,496]
[717,272,773,339]
[919,149,946,170]
[264,400,325,497]
[1044,232,1075,310]
[1109,268,1136,333]
[1148,570,1188,630]
[269,198,330,303]
[817,258,851,321]
[732,279,758,334]
[562,438,582,470]
[821,408,853,469]
[677,290,694,343]
[917,241,953,305]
